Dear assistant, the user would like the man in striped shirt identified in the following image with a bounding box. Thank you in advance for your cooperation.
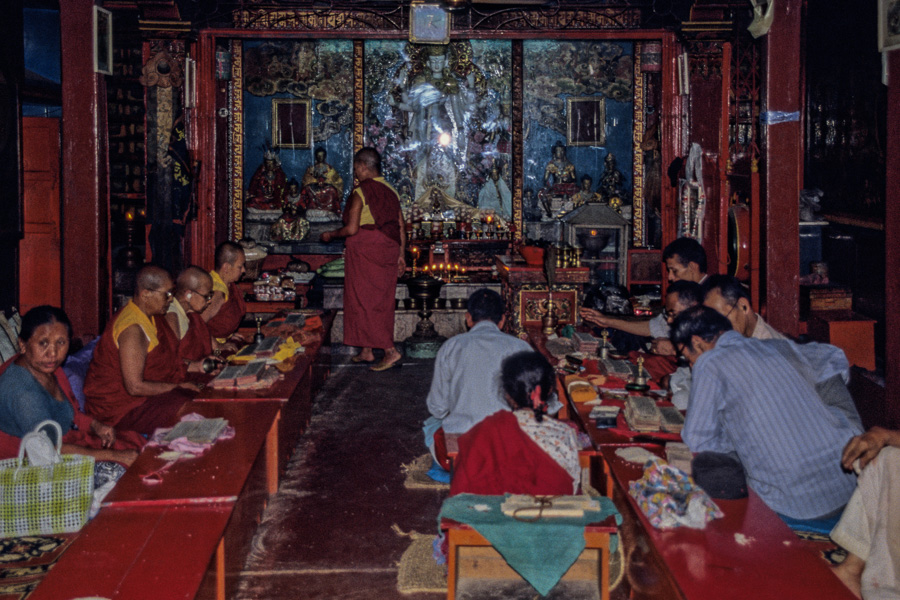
[671,306,862,520]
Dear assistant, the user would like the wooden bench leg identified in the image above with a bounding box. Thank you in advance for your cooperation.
[266,411,281,496]
[216,538,226,600]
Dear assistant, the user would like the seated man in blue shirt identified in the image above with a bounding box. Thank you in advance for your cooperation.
[423,289,531,471]
[670,306,862,521]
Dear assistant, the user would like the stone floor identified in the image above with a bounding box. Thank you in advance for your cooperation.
[233,348,447,600]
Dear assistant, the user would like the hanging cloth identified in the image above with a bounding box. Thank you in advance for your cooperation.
[678,143,706,241]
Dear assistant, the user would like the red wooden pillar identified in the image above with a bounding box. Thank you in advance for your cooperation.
[760,1,802,337]
[886,50,900,427]
[60,0,109,336]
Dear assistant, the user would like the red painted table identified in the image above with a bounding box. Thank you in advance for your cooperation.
[600,444,857,600]
[102,400,282,507]
[28,504,233,600]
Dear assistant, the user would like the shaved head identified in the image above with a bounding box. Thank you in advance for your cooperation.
[135,265,172,294]
[214,241,245,271]
[176,266,213,297]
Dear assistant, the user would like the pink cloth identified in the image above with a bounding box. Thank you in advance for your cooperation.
[343,227,399,350]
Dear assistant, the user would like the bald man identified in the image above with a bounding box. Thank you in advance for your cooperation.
[166,266,219,363]
[85,266,200,435]
[202,241,247,341]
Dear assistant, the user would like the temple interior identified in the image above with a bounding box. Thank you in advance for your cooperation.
[2,0,900,598]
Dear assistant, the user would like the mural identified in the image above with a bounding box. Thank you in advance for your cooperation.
[363,40,513,221]
[522,40,634,223]
[241,39,354,243]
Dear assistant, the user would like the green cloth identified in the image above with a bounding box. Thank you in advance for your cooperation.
[439,494,621,596]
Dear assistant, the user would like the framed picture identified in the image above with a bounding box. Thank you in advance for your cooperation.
[93,6,113,75]
[879,0,900,51]
[271,98,311,149]
[409,3,450,45]
[566,97,606,146]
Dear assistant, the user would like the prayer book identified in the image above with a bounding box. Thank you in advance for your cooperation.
[208,359,268,389]
[623,395,662,432]
[589,405,620,428]
[665,442,693,474]
[599,357,639,379]
[659,406,685,434]
[162,418,229,444]
[500,495,601,519]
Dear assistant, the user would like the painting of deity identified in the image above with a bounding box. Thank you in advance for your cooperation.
[240,40,354,244]
[363,40,513,221]
[522,40,634,223]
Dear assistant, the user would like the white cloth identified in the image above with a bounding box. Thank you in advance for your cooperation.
[752,314,785,340]
[831,446,900,599]
[648,312,669,339]
[426,320,531,435]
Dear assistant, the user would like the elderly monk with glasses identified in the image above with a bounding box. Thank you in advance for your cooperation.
[165,266,231,368]
[85,265,201,435]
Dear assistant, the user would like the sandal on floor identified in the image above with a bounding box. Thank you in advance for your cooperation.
[351,355,375,364]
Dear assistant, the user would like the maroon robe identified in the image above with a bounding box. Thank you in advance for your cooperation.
[179,312,213,362]
[85,312,187,432]
[450,410,574,497]
[207,282,246,339]
[342,177,401,350]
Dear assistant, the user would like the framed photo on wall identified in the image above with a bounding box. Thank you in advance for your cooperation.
[272,98,311,149]
[879,0,900,51]
[93,6,113,75]
[409,3,450,45]
[566,96,606,146]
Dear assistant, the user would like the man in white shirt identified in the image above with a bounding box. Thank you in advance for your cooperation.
[423,289,530,468]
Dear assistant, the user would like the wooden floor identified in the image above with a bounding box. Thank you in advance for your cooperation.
[233,350,447,599]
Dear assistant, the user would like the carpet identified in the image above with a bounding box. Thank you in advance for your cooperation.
[394,527,447,595]
[0,534,78,600]
[403,454,450,491]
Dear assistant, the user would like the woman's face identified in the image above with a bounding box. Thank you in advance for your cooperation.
[19,322,70,376]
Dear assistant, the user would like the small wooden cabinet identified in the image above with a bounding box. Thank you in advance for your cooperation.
[807,310,876,371]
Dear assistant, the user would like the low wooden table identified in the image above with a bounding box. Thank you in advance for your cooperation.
[28,504,234,600]
[599,444,857,600]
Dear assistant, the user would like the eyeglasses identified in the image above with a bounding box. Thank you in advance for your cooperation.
[723,303,738,318]
[192,291,215,302]
[152,289,174,300]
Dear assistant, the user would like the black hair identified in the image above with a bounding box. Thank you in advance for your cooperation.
[702,274,750,306]
[662,237,708,274]
[670,305,732,352]
[666,280,703,308]
[467,288,505,324]
[20,305,73,342]
[354,147,382,174]
[501,351,556,423]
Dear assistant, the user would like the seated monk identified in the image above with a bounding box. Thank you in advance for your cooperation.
[165,266,226,363]
[0,306,142,465]
[85,266,200,435]
[450,351,581,496]
[202,241,247,341]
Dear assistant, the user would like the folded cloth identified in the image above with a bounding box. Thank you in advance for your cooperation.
[564,375,598,403]
[439,493,621,596]
[629,458,723,529]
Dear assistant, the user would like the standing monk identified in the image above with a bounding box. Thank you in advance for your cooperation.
[85,266,201,435]
[321,148,406,371]
[202,241,247,341]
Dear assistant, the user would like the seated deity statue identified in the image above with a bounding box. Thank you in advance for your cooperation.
[477,164,512,218]
[300,147,344,222]
[270,179,310,242]
[543,141,578,198]
[571,174,601,207]
[247,150,287,211]
[598,152,629,210]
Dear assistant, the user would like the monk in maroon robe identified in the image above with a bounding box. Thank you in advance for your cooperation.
[321,148,406,371]
[85,266,201,435]
[165,266,217,362]
[202,241,248,340]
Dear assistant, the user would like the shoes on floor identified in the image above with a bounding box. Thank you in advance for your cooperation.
[370,356,403,372]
